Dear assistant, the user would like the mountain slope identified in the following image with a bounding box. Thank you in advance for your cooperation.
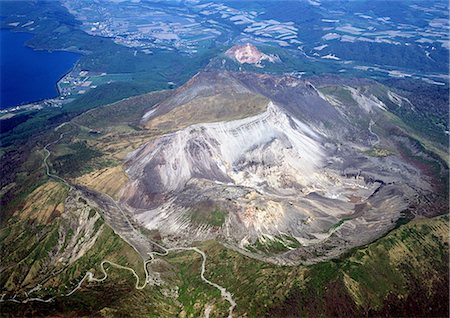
[2,75,447,317]
[120,70,445,264]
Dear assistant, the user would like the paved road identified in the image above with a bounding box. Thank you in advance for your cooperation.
[2,122,237,318]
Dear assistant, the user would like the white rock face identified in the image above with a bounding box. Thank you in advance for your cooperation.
[126,102,324,195]
[122,98,403,262]
[119,72,430,264]
[347,86,387,112]
[225,43,279,66]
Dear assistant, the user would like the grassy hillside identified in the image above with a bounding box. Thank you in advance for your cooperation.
[2,214,448,317]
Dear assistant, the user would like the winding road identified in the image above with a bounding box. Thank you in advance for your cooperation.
[43,123,73,189]
[2,122,236,317]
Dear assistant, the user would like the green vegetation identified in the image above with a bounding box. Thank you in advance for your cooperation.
[319,86,357,106]
[208,209,227,227]
[0,194,148,310]
[376,80,449,148]
[329,217,352,231]
[189,208,228,227]
[214,44,342,76]
[1,78,448,317]
[63,81,154,114]
[363,146,394,157]
[49,141,103,177]
[271,216,448,317]
[88,208,96,219]
[200,216,448,317]
[0,87,171,231]
[1,1,448,317]
[331,41,448,73]
[1,1,219,86]
[247,234,302,255]
[168,250,227,317]
[0,217,62,291]
[396,135,448,197]
[0,0,219,198]
[145,91,269,132]
[2,206,448,317]
[74,90,172,129]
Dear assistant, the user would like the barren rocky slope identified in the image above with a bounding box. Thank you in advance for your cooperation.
[119,71,445,264]
[225,43,279,66]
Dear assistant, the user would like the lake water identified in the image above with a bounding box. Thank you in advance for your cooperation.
[0,29,80,109]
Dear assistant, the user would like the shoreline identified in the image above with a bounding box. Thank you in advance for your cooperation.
[56,59,81,96]
[0,28,82,111]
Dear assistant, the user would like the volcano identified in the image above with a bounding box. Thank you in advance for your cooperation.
[119,70,443,264]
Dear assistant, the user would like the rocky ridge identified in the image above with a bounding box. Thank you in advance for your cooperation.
[118,70,439,264]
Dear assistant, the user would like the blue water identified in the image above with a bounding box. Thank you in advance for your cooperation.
[0,29,80,109]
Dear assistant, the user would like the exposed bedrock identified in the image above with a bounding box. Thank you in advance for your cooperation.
[119,71,436,264]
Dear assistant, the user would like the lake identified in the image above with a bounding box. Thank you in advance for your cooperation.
[0,29,80,109]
